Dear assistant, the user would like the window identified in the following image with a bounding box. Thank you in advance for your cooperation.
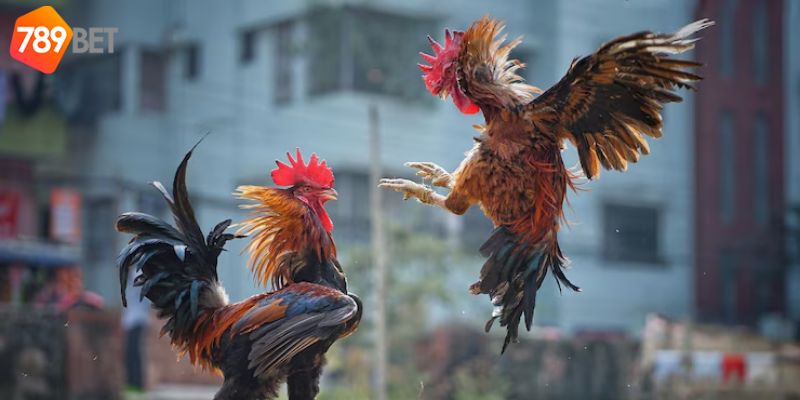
[719,0,738,77]
[38,203,50,240]
[327,169,447,243]
[753,113,769,224]
[307,6,436,101]
[94,54,123,112]
[326,170,370,243]
[719,111,736,223]
[54,53,122,122]
[137,190,166,218]
[755,265,775,316]
[603,203,660,264]
[720,251,737,323]
[241,30,256,64]
[85,198,115,263]
[752,0,769,85]
[184,44,200,80]
[274,21,294,104]
[140,50,166,111]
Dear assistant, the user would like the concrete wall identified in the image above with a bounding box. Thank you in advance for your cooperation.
[551,0,696,333]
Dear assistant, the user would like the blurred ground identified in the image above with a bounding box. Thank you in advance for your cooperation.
[134,385,219,400]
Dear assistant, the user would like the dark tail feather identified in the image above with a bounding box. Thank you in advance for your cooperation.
[471,226,579,354]
[150,138,208,263]
[115,143,239,352]
[115,212,184,307]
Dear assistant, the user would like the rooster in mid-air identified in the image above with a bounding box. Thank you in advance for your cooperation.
[116,145,361,400]
[381,17,712,352]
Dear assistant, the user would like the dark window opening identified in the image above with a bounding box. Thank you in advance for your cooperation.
[753,113,769,224]
[137,190,167,218]
[307,6,436,102]
[326,170,370,244]
[603,203,661,264]
[38,204,50,240]
[720,251,738,323]
[85,198,115,263]
[719,110,736,223]
[54,53,122,123]
[241,30,256,64]
[752,0,769,85]
[719,0,738,77]
[184,44,200,80]
[140,50,167,111]
[274,21,294,104]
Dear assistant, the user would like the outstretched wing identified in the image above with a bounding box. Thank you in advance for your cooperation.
[229,282,361,378]
[525,19,713,179]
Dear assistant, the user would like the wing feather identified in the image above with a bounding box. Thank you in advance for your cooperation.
[525,19,713,179]
[230,283,360,378]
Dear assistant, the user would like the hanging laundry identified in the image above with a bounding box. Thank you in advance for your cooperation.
[11,72,44,116]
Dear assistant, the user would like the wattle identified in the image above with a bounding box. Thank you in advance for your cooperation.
[311,201,334,233]
[450,84,479,114]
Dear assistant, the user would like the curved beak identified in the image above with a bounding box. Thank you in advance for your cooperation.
[319,187,338,201]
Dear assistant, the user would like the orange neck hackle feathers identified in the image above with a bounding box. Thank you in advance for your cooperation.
[458,16,540,108]
[236,150,337,290]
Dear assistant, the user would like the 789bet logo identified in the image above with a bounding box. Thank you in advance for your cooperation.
[9,6,117,74]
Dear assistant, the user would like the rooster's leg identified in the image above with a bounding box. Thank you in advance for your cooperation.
[378,178,448,209]
[287,352,323,400]
[404,162,454,189]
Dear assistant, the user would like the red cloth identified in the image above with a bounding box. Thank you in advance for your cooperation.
[721,353,746,382]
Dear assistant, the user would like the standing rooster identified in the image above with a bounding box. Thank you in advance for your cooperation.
[380,17,712,352]
[116,145,361,400]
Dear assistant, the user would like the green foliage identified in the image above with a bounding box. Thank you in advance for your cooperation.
[330,223,470,398]
[452,360,510,400]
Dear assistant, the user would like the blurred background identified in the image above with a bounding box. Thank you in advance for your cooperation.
[0,0,798,399]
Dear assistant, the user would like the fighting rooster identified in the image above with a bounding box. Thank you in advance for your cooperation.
[380,17,712,352]
[116,145,361,400]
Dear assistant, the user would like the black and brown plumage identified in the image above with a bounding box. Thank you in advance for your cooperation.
[381,17,712,352]
[116,146,361,400]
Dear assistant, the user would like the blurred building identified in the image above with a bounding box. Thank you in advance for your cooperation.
[59,0,700,335]
[694,0,795,333]
[0,2,83,307]
[539,0,698,334]
[785,0,800,329]
[2,0,796,337]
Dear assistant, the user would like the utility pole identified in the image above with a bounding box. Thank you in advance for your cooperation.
[369,103,388,400]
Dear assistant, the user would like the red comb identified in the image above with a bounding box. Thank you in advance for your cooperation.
[418,29,463,94]
[271,149,334,188]
[418,29,478,114]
